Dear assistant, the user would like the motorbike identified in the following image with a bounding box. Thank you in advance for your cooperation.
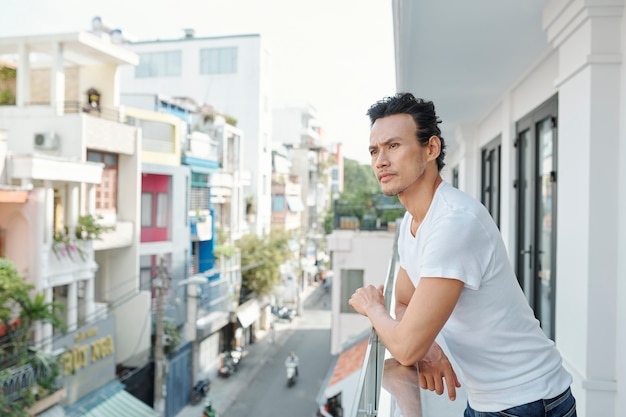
[229,346,243,369]
[218,349,242,378]
[202,397,218,417]
[190,378,211,405]
[286,362,298,387]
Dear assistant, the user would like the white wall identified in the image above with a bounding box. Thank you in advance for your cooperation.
[327,230,395,355]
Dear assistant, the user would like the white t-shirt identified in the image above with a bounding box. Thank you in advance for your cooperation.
[398,181,572,411]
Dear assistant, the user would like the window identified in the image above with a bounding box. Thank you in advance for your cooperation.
[191,186,210,211]
[141,174,171,242]
[135,51,182,77]
[272,195,285,212]
[141,193,153,227]
[87,150,118,212]
[340,269,364,313]
[481,137,501,227]
[156,193,169,227]
[199,47,238,74]
[139,254,154,292]
[452,166,459,188]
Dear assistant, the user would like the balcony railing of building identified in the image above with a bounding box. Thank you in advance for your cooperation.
[350,224,400,417]
[350,222,468,417]
[21,101,122,123]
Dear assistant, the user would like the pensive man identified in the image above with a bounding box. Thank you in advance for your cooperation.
[348,93,576,416]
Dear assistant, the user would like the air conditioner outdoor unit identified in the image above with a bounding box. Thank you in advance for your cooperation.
[34,132,60,150]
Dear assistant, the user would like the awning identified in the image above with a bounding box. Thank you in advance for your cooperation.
[196,310,230,340]
[286,195,305,212]
[38,405,66,417]
[236,299,261,328]
[65,381,158,417]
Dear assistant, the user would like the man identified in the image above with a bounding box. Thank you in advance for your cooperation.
[348,93,576,416]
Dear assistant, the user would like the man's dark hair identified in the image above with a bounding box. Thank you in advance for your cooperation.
[366,92,446,171]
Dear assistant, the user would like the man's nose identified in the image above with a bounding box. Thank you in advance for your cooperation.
[375,150,389,169]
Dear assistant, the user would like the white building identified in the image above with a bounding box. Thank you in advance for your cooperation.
[392,1,626,416]
[0,30,154,414]
[119,32,272,237]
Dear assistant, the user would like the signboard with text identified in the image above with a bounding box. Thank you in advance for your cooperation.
[53,316,116,405]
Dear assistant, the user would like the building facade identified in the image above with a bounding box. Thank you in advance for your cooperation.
[393,1,626,415]
[119,32,272,237]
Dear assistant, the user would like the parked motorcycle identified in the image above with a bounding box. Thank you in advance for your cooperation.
[190,378,211,405]
[218,349,242,378]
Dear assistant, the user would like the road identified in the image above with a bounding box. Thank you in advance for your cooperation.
[224,287,332,417]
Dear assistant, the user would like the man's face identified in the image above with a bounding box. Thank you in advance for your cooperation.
[369,113,428,196]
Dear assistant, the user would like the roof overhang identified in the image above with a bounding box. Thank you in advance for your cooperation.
[0,31,139,67]
[392,0,549,141]
[10,154,104,184]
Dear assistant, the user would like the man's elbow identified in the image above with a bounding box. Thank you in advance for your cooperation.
[393,346,426,367]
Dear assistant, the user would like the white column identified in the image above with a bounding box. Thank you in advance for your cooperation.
[44,180,54,245]
[87,184,96,214]
[544,1,623,415]
[16,42,30,107]
[49,41,65,116]
[42,287,53,352]
[67,282,77,332]
[68,183,79,238]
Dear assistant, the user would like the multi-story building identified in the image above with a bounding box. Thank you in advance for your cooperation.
[121,93,246,412]
[272,103,335,276]
[119,31,272,237]
[0,30,157,416]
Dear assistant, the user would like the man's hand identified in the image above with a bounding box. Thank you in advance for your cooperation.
[349,285,385,317]
[417,342,461,401]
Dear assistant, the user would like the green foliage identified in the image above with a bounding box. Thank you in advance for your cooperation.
[163,320,182,357]
[0,89,15,105]
[236,230,293,299]
[0,259,65,413]
[214,245,236,259]
[0,67,16,80]
[329,158,405,230]
[75,214,115,240]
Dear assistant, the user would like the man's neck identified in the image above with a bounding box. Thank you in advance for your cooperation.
[399,173,442,225]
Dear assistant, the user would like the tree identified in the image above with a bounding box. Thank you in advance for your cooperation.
[0,258,65,416]
[236,230,294,300]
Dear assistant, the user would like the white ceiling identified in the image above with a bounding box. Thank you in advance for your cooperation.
[393,0,549,140]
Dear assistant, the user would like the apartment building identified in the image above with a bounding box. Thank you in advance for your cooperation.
[119,32,272,237]
[0,30,156,416]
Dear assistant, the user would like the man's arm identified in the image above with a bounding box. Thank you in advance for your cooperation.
[393,268,461,400]
[394,267,414,321]
[349,272,464,367]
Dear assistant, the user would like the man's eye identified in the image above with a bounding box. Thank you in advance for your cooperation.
[390,143,398,149]
[370,149,377,156]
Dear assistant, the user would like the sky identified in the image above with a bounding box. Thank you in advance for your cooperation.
[0,0,396,163]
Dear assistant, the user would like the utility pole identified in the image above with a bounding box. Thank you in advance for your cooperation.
[154,257,167,416]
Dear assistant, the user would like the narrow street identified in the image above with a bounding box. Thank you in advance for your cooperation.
[224,285,332,417]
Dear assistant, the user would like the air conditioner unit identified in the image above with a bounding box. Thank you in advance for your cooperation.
[34,132,60,150]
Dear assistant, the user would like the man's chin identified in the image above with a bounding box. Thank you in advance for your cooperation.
[381,188,398,197]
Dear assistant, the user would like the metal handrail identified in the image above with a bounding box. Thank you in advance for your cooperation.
[351,220,401,416]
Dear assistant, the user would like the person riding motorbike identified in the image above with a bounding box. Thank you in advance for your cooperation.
[285,351,300,377]
[285,351,300,386]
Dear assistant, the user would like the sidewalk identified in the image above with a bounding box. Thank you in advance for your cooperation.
[175,282,321,417]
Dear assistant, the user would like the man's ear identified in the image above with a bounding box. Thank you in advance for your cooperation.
[427,136,441,161]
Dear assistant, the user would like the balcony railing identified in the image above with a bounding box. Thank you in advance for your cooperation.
[351,222,467,417]
[350,225,399,417]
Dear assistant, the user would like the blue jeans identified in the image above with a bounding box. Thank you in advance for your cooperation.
[464,387,577,417]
